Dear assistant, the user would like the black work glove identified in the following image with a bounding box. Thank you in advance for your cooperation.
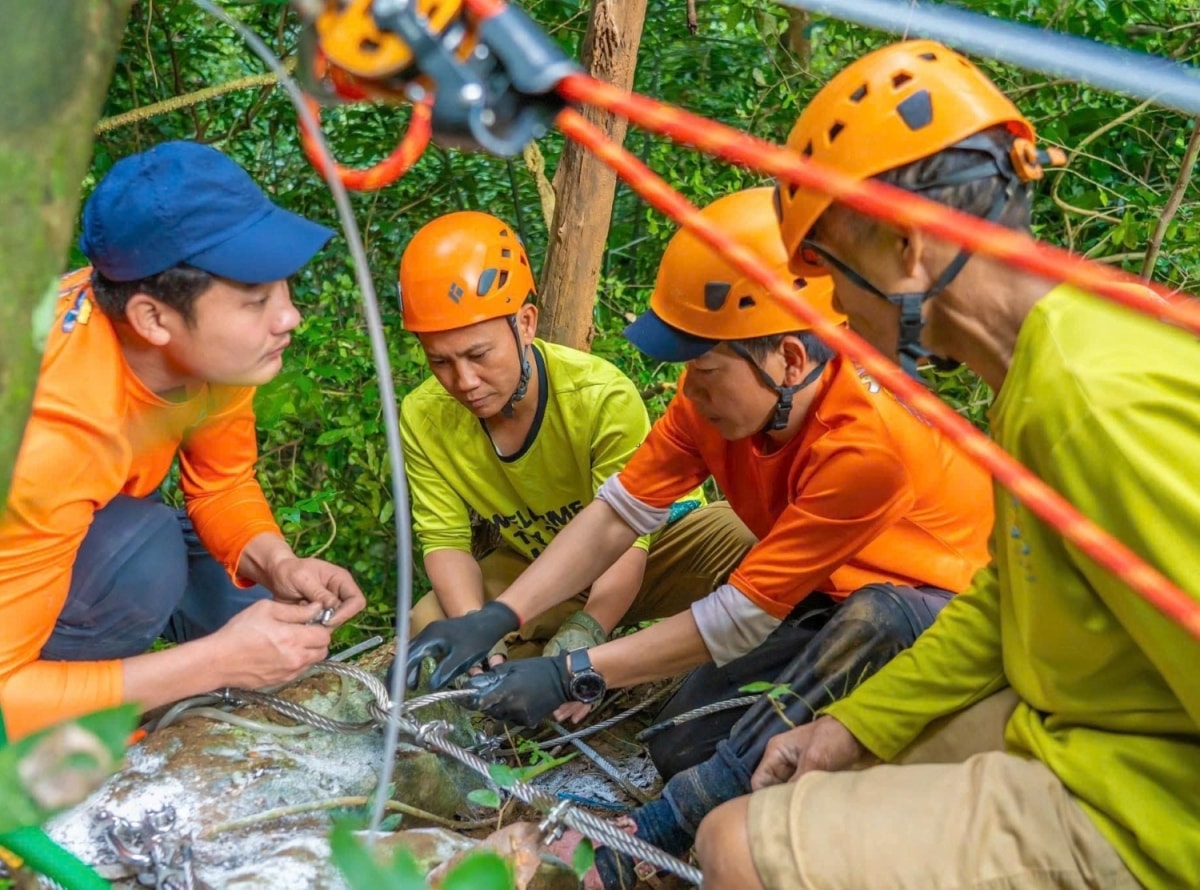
[399,601,521,690]
[465,655,571,727]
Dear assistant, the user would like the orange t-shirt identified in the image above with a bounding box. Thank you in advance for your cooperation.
[618,355,993,619]
[0,269,280,739]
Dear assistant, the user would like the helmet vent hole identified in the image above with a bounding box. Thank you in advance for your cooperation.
[738,296,756,309]
[359,37,381,54]
[849,84,868,103]
[519,254,528,266]
[892,71,913,88]
[501,248,512,258]
[497,270,510,289]
[787,182,800,199]
[897,90,933,131]
[794,278,807,289]
[704,282,731,311]
[802,140,814,158]
[477,268,498,296]
[918,52,937,61]
[828,121,845,142]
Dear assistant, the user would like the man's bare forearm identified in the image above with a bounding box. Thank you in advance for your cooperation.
[424,548,488,617]
[497,499,638,623]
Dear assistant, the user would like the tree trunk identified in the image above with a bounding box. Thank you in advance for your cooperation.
[537,0,648,350]
[0,0,134,504]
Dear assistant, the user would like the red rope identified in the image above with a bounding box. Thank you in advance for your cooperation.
[557,73,1200,340]
[300,96,433,191]
[557,105,1200,643]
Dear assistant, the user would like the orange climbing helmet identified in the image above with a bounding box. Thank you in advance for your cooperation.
[398,210,537,332]
[777,39,1059,274]
[625,187,845,361]
[308,0,467,80]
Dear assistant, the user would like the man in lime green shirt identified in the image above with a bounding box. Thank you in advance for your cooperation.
[396,210,752,684]
[693,41,1199,890]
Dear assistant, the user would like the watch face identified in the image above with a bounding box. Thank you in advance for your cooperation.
[570,672,606,704]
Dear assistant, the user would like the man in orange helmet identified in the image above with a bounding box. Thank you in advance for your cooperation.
[395,210,754,684]
[406,189,993,888]
[694,41,1200,890]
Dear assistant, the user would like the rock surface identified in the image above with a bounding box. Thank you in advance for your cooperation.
[42,646,669,888]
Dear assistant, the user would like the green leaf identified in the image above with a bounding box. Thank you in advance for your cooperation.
[511,751,577,783]
[329,822,426,890]
[738,681,776,693]
[573,837,595,878]
[0,705,136,833]
[315,428,352,446]
[467,788,501,809]
[441,851,511,890]
[486,762,518,788]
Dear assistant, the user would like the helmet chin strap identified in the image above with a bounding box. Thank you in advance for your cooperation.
[500,314,533,419]
[801,134,1034,380]
[728,343,828,433]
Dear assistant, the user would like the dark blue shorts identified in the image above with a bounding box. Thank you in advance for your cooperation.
[40,494,271,661]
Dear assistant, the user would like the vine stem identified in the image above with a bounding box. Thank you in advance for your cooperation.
[200,797,498,839]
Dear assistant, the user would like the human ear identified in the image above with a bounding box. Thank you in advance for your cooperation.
[124,294,173,346]
[779,336,812,386]
[899,227,931,282]
[516,303,538,344]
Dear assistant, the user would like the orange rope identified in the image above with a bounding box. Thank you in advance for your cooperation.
[557,73,1200,339]
[557,105,1200,643]
[299,96,433,191]
[297,0,1200,642]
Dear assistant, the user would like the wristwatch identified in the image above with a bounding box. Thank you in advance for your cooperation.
[565,648,607,704]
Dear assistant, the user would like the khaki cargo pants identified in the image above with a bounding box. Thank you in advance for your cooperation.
[748,689,1142,889]
[409,501,755,658]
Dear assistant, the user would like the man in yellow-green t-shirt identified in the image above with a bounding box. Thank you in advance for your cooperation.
[693,41,1200,890]
[396,211,753,682]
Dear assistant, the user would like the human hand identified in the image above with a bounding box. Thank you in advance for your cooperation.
[265,557,366,627]
[552,700,594,724]
[209,599,332,689]
[404,601,521,689]
[750,715,868,790]
[465,655,571,726]
[542,611,607,659]
[468,638,510,677]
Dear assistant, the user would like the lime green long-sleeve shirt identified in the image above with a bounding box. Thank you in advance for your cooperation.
[826,284,1200,890]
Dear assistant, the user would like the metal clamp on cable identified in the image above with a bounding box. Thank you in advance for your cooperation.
[536,798,572,843]
[300,0,578,156]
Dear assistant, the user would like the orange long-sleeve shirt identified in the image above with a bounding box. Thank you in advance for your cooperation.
[619,355,993,619]
[0,269,280,739]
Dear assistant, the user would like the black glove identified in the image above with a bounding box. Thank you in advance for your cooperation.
[465,655,571,726]
[399,601,521,690]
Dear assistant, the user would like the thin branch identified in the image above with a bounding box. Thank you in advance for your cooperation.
[309,501,338,559]
[1141,120,1200,277]
[96,60,297,134]
[200,796,498,839]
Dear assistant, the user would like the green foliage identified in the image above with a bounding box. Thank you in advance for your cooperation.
[330,820,512,890]
[572,837,595,879]
[0,705,137,833]
[86,0,1200,650]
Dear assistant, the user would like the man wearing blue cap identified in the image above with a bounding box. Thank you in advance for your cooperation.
[0,141,365,740]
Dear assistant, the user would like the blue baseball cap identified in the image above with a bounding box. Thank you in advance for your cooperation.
[624,307,719,362]
[79,141,334,283]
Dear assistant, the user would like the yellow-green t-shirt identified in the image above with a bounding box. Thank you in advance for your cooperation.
[825,284,1200,890]
[401,339,699,561]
